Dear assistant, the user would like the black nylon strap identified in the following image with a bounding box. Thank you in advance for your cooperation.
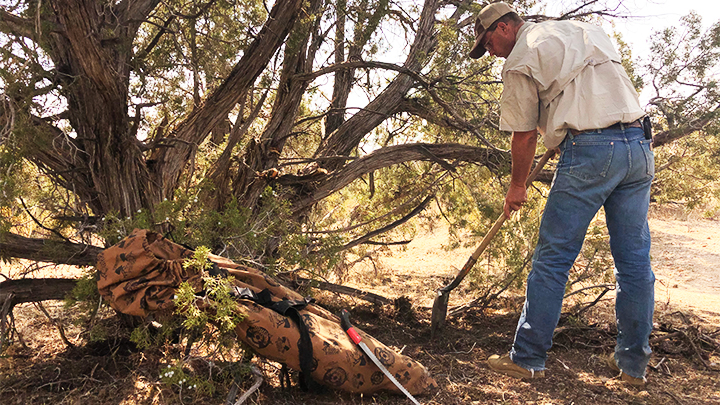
[230,287,322,392]
[207,262,229,278]
[280,305,322,392]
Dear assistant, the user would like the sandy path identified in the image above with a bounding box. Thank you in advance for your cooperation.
[649,215,720,320]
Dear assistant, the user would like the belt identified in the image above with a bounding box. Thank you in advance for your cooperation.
[569,119,642,136]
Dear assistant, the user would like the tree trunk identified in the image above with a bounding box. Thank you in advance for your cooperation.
[325,0,349,135]
[315,0,440,166]
[232,0,324,209]
[150,0,308,200]
[24,0,159,216]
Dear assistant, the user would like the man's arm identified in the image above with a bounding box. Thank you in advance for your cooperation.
[503,129,538,218]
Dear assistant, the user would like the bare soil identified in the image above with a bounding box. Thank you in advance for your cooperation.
[1,206,719,404]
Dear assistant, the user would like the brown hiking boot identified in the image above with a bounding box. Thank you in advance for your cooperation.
[605,352,646,387]
[487,354,545,379]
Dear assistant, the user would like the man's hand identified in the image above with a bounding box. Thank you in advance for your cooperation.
[504,183,527,218]
[504,129,538,218]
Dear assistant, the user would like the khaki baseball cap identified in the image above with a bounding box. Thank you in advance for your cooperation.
[469,2,517,58]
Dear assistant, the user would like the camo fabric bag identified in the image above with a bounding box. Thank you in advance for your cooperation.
[96,229,438,396]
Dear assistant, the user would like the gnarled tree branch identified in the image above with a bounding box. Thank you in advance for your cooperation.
[342,194,434,250]
[0,8,35,38]
[292,142,510,212]
[652,111,719,148]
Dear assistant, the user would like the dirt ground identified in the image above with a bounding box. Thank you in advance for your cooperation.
[1,206,719,404]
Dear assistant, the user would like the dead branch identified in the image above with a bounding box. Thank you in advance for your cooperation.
[19,197,72,243]
[650,331,684,344]
[662,390,685,405]
[342,194,434,251]
[289,180,434,238]
[449,246,535,318]
[280,275,391,306]
[680,329,714,371]
[0,94,16,141]
[572,287,612,317]
[234,365,263,405]
[651,323,720,372]
[136,14,177,59]
[0,278,79,308]
[225,380,240,405]
[35,301,75,348]
[563,283,615,299]
[0,293,14,349]
[293,143,509,212]
[0,232,102,266]
[295,60,426,84]
[649,356,667,372]
[652,113,717,148]
[362,240,412,246]
[699,332,720,351]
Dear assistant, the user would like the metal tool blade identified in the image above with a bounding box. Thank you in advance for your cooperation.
[357,341,421,405]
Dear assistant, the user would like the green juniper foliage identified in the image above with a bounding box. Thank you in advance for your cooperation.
[175,246,244,335]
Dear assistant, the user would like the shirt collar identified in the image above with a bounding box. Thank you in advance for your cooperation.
[508,22,535,59]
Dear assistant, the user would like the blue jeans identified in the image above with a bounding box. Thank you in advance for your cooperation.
[509,127,655,379]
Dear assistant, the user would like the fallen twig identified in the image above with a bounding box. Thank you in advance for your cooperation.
[0,293,14,349]
[282,275,392,306]
[662,390,685,405]
[448,342,476,354]
[234,365,263,405]
[225,381,240,405]
[669,311,691,325]
[448,261,528,318]
[650,331,683,344]
[37,376,103,390]
[680,329,714,371]
[35,302,75,348]
[649,356,667,372]
[699,332,720,351]
[572,287,612,316]
[563,283,615,299]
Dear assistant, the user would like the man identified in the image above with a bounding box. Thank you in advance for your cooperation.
[468,2,655,386]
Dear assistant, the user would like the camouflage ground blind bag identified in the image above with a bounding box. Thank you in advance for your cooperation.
[96,229,438,396]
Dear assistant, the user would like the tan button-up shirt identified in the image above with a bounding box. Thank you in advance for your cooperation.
[499,21,644,148]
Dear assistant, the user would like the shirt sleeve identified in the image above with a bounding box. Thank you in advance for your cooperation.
[499,71,539,132]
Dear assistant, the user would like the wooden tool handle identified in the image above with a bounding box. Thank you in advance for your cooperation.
[441,149,555,292]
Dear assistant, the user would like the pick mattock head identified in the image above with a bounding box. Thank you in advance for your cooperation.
[430,289,450,340]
